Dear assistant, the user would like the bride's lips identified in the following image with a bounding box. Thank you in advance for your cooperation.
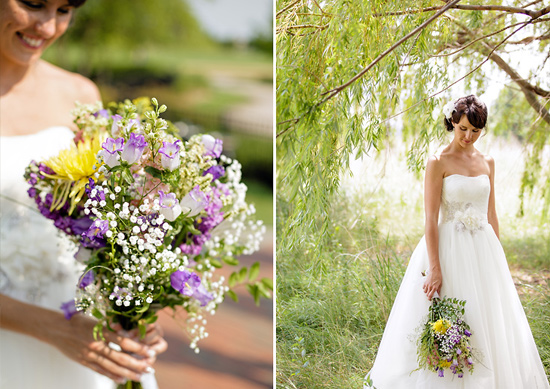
[16,32,46,49]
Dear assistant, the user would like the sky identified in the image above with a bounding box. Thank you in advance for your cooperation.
[185,0,273,42]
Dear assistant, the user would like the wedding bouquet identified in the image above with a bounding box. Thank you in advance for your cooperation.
[415,295,478,378]
[24,98,271,388]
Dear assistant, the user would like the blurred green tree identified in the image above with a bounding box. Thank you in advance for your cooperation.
[65,0,213,49]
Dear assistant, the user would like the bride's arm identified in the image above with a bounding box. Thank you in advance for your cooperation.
[486,156,499,239]
[0,294,165,384]
[422,156,444,300]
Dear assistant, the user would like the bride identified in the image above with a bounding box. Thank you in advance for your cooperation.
[0,0,167,387]
[364,95,549,388]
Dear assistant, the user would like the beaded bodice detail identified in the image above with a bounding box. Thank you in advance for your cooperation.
[440,175,490,233]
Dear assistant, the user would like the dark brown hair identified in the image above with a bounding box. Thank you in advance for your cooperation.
[69,0,87,7]
[444,95,488,132]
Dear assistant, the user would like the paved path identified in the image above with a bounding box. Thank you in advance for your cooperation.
[154,234,273,388]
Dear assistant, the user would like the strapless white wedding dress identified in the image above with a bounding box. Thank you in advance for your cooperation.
[364,174,549,389]
[0,127,113,388]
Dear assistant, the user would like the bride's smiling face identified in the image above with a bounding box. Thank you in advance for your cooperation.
[452,115,482,148]
[0,0,73,66]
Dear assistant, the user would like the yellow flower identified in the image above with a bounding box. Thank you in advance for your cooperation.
[431,319,452,335]
[439,360,452,369]
[43,133,105,214]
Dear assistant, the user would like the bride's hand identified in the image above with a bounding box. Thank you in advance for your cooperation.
[423,268,442,301]
[112,322,169,364]
[51,315,159,384]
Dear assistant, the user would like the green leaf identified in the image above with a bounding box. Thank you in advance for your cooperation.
[144,166,164,180]
[246,284,261,306]
[92,308,103,320]
[248,261,260,282]
[260,277,273,290]
[256,281,272,298]
[229,272,238,287]
[121,167,135,184]
[93,322,105,341]
[144,315,159,324]
[222,256,239,266]
[210,259,223,268]
[138,322,147,340]
[136,302,150,313]
[226,289,239,302]
[238,267,248,283]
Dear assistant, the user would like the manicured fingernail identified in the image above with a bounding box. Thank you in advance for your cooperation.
[147,349,156,358]
[145,366,155,374]
[116,378,127,384]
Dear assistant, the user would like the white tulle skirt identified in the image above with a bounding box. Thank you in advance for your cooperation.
[364,222,549,389]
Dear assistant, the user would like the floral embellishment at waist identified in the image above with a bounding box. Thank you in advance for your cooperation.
[441,201,487,233]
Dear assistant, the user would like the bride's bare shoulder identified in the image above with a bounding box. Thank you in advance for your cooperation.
[39,60,101,104]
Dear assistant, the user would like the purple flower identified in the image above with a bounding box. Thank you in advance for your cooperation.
[201,134,223,158]
[121,133,147,164]
[158,190,182,221]
[467,357,473,365]
[180,186,208,217]
[100,137,124,168]
[60,299,79,320]
[28,172,38,185]
[127,118,142,132]
[93,109,109,118]
[464,329,471,337]
[71,217,93,235]
[456,348,462,355]
[84,219,109,239]
[438,369,444,378]
[458,372,464,378]
[158,140,181,171]
[79,270,95,289]
[179,184,225,255]
[203,165,225,180]
[38,162,55,175]
[170,270,213,306]
[85,178,105,202]
[193,283,214,307]
[27,187,38,198]
[111,114,123,137]
[170,270,201,296]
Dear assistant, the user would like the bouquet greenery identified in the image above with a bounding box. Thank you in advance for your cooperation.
[24,98,271,388]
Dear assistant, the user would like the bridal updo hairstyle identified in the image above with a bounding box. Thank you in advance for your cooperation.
[444,95,488,132]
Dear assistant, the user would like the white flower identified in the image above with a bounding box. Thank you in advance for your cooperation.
[455,206,484,233]
[443,101,455,119]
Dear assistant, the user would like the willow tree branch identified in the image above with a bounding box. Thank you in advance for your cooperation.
[320,0,461,101]
[479,43,550,122]
[384,19,533,123]
[374,4,543,18]
[507,33,550,44]
[276,0,462,137]
[276,0,300,18]
[429,19,529,58]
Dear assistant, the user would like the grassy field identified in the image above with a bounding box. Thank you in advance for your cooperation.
[276,138,550,387]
